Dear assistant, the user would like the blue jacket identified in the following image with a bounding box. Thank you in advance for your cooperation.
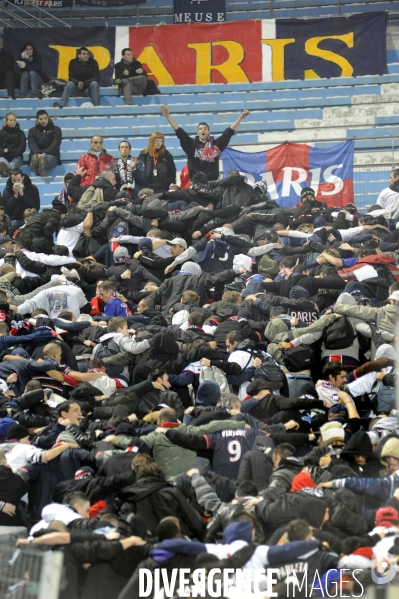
[104,297,131,317]
[334,473,399,502]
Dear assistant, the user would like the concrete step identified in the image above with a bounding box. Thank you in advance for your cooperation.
[324,104,399,119]
[295,116,376,129]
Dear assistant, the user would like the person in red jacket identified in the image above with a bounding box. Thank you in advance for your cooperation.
[76,135,115,187]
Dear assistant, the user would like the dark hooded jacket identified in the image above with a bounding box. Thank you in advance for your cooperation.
[338,431,381,478]
[0,122,26,161]
[209,174,258,209]
[117,476,205,538]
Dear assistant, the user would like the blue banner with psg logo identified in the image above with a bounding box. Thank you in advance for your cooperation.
[222,141,354,208]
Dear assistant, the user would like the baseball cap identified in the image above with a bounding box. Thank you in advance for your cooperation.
[375,506,399,527]
[167,238,187,250]
[113,224,128,238]
[388,291,399,301]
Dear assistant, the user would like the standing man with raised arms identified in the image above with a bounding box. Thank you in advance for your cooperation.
[160,105,250,181]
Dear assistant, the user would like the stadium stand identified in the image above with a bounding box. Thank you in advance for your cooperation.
[0,43,398,212]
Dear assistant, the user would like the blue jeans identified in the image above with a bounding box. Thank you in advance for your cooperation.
[286,374,313,399]
[20,71,43,96]
[60,80,100,107]
[0,156,23,170]
[44,155,58,170]
[10,219,24,236]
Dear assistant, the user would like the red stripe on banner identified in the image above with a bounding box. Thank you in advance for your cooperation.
[317,179,354,208]
[129,21,263,86]
[266,143,311,185]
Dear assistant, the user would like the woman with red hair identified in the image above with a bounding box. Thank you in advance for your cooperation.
[138,132,176,194]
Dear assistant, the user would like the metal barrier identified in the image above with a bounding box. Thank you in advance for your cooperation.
[0,547,63,599]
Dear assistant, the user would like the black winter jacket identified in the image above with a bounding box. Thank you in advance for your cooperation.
[118,476,205,538]
[0,123,26,160]
[209,174,257,209]
[0,465,29,526]
[106,260,161,291]
[23,208,62,241]
[247,392,322,422]
[138,149,176,193]
[68,57,99,87]
[114,57,147,80]
[28,119,62,162]
[18,48,46,81]
[175,127,235,181]
[2,173,40,220]
[149,269,238,314]
[0,49,15,78]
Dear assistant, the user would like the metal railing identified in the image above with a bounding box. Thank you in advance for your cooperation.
[0,546,63,599]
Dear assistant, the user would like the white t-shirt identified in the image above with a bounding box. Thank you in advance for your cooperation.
[377,186,399,215]
[57,223,84,256]
[16,283,88,319]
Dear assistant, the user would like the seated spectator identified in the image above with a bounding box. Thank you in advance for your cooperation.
[53,47,100,108]
[0,113,26,177]
[16,42,46,99]
[2,168,40,235]
[114,140,145,197]
[75,135,115,187]
[114,48,147,105]
[55,172,74,209]
[0,38,15,99]
[138,132,176,194]
[28,110,62,177]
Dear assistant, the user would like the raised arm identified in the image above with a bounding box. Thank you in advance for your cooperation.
[229,109,250,131]
[160,105,179,131]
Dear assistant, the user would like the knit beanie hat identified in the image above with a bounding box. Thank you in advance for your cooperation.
[291,472,316,492]
[6,423,30,441]
[313,216,327,228]
[75,466,94,479]
[289,286,309,300]
[254,180,268,195]
[301,187,315,199]
[52,199,68,215]
[320,421,345,446]
[138,238,152,250]
[375,506,399,528]
[114,246,129,260]
[196,381,220,407]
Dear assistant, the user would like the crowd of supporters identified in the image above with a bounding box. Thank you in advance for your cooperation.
[0,111,398,599]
